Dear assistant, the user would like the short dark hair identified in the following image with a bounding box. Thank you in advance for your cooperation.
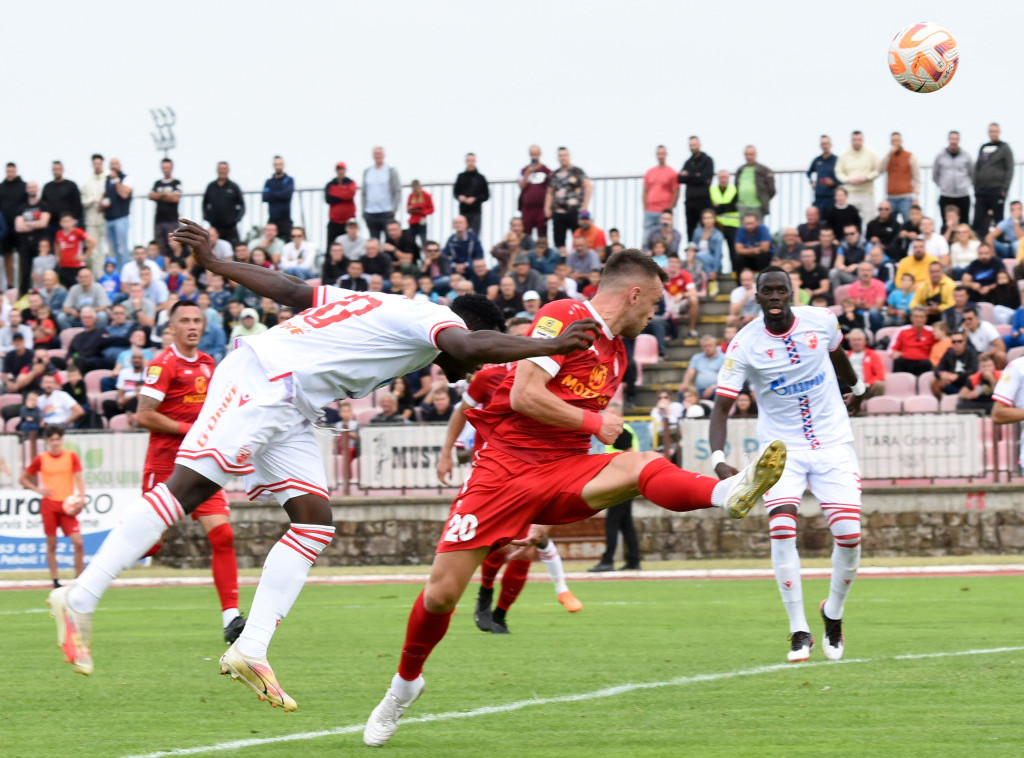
[450,294,506,332]
[506,316,532,330]
[5,162,15,169]
[466,152,475,158]
[953,285,970,293]
[602,248,668,287]
[949,130,960,137]
[963,305,979,316]
[755,265,790,290]
[169,299,202,319]
[161,158,173,165]
[91,153,103,162]
[43,424,65,439]
[891,131,901,137]
[52,160,63,166]
[59,211,75,220]
[852,130,863,136]
[557,146,568,152]
[423,240,439,249]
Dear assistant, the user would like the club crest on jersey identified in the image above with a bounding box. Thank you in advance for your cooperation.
[766,349,774,358]
[533,316,564,339]
[194,375,208,394]
[145,366,162,385]
[589,364,608,390]
[805,333,818,350]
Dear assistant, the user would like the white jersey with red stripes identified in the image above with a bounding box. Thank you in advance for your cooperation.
[993,356,1024,465]
[716,306,852,451]
[239,286,466,421]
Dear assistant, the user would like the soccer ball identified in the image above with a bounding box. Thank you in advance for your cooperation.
[62,494,85,516]
[888,22,959,93]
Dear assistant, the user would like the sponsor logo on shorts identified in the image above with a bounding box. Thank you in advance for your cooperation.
[532,316,564,339]
[239,393,252,407]
[236,444,252,465]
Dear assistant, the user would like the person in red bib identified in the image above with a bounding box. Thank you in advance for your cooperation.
[21,425,85,588]
[137,299,246,643]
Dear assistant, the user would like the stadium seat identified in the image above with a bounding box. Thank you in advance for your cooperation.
[356,407,382,425]
[5,416,20,433]
[875,351,893,373]
[916,372,935,395]
[873,326,902,349]
[977,302,995,324]
[108,414,133,430]
[0,392,23,409]
[863,395,902,414]
[902,394,939,413]
[92,389,119,414]
[828,305,842,316]
[996,323,1011,337]
[884,372,917,397]
[634,334,660,365]
[1007,346,1024,364]
[1005,259,1016,278]
[47,348,67,361]
[344,394,377,412]
[84,369,113,396]
[939,394,960,412]
[60,327,84,351]
[832,284,852,304]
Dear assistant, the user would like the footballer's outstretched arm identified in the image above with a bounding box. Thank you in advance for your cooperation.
[435,320,599,365]
[172,219,314,310]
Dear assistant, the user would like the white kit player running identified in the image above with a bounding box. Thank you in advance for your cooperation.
[992,356,1024,462]
[709,266,865,663]
[47,220,600,709]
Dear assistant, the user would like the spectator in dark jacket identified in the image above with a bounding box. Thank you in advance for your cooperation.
[453,153,489,235]
[973,123,1015,238]
[41,161,82,238]
[262,156,295,238]
[930,332,978,399]
[325,162,357,246]
[678,136,714,237]
[442,215,484,274]
[202,162,245,244]
[1,162,28,283]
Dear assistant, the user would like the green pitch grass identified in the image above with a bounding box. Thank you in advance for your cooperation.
[3,576,1023,758]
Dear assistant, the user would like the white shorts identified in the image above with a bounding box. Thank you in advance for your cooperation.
[762,443,861,512]
[175,345,330,505]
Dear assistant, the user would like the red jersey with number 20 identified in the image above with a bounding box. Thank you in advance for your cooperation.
[139,344,216,472]
[466,299,624,464]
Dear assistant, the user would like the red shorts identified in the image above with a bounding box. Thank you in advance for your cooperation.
[143,468,231,520]
[41,498,80,537]
[436,445,620,553]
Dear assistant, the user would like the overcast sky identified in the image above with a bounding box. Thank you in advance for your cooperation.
[3,1,1019,195]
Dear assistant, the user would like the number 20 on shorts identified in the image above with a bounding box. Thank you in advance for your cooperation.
[443,509,478,543]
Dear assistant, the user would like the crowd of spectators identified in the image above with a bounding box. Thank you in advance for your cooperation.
[1,125,1020,434]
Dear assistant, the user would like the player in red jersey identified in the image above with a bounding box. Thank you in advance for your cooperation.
[136,299,245,643]
[438,317,582,633]
[364,249,788,746]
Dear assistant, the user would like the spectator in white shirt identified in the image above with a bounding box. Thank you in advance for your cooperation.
[39,373,84,427]
[0,309,34,351]
[337,218,367,259]
[119,246,163,294]
[962,306,1007,368]
[279,226,316,279]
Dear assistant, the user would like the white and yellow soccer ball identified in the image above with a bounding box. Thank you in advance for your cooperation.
[888,22,959,93]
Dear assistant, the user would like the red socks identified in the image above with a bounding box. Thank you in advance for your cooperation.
[638,457,717,512]
[497,559,531,610]
[398,590,454,681]
[479,549,506,590]
[206,523,240,612]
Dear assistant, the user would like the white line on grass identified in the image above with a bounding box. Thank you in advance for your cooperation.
[120,645,1024,758]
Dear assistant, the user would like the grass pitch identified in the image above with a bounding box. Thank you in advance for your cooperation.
[2,575,1022,757]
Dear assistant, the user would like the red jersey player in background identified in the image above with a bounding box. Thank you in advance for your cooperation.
[137,299,245,643]
[54,212,95,289]
[21,425,86,588]
[365,249,788,747]
[437,317,583,635]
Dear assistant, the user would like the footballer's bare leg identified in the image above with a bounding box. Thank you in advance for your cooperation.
[366,546,490,746]
[223,493,335,711]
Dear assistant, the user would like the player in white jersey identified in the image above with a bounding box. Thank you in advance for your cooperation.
[991,356,1024,465]
[48,220,601,709]
[709,266,866,663]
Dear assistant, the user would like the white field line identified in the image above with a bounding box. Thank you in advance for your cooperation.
[4,563,1024,591]
[120,645,1024,758]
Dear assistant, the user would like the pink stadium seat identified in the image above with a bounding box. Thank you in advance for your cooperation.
[832,284,852,304]
[902,394,939,413]
[0,393,23,409]
[977,302,995,324]
[875,351,893,373]
[47,348,67,361]
[996,323,1011,337]
[916,372,935,395]
[356,407,382,425]
[873,326,902,348]
[1007,346,1024,364]
[60,327,84,351]
[5,416,20,433]
[1005,259,1016,278]
[84,369,113,396]
[939,394,960,412]
[884,372,918,397]
[344,395,377,412]
[634,334,660,365]
[108,414,133,430]
[863,395,902,414]
[827,305,842,316]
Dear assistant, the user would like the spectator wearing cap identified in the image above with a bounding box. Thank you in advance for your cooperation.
[572,211,607,259]
[453,153,489,235]
[442,215,484,275]
[509,253,545,294]
[337,218,367,259]
[644,210,683,256]
[406,180,434,246]
[517,289,541,319]
[325,161,358,246]
[565,235,602,281]
[229,307,268,350]
[930,329,978,398]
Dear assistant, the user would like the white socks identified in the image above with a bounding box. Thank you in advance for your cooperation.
[710,478,731,507]
[69,483,182,614]
[825,544,860,619]
[236,523,335,659]
[537,540,569,595]
[391,671,421,701]
[222,608,240,626]
[769,511,808,634]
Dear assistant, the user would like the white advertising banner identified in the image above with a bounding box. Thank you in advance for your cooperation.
[358,423,467,488]
[679,414,985,480]
[0,489,140,571]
